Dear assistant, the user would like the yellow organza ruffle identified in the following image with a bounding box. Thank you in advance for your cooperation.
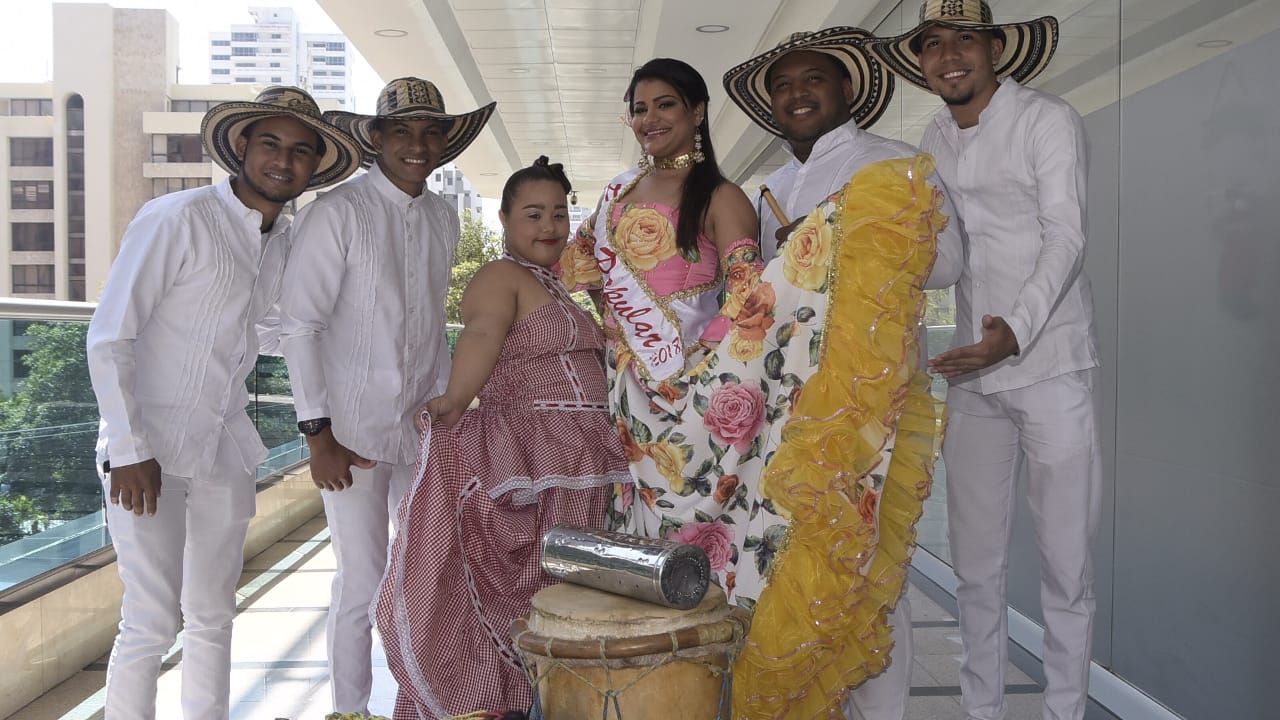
[732,155,948,719]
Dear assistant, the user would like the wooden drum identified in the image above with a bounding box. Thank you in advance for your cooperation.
[511,582,749,720]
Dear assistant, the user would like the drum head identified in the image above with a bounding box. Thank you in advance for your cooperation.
[528,582,729,641]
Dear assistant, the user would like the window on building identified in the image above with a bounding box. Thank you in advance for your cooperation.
[235,62,256,67]
[10,181,53,210]
[11,223,54,251]
[326,42,346,52]
[235,77,254,82]
[212,39,230,46]
[12,350,32,380]
[231,32,257,42]
[271,77,282,83]
[152,134,206,163]
[9,138,53,167]
[9,99,54,116]
[11,265,55,294]
[271,33,282,39]
[331,70,346,77]
[170,100,217,112]
[212,69,231,75]
[325,56,344,65]
[270,62,281,68]
[212,54,230,61]
[152,177,211,198]
[232,46,255,56]
[271,48,283,54]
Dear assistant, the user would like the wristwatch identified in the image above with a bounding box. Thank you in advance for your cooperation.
[297,417,332,437]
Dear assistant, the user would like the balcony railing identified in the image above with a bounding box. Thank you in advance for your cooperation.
[0,297,463,597]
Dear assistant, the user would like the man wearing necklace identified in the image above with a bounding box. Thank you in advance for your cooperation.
[719,27,963,720]
[871,3,1102,719]
[277,77,494,715]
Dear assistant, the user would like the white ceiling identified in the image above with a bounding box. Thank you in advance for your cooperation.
[317,0,1280,202]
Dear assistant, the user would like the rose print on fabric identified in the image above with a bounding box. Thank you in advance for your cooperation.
[669,520,735,572]
[613,206,678,271]
[702,382,766,454]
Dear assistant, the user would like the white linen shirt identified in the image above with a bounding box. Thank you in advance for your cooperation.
[87,179,290,478]
[758,118,964,291]
[921,79,1099,394]
[278,162,459,465]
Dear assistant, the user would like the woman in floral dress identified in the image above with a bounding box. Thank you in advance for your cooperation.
[563,58,951,718]
[377,158,629,720]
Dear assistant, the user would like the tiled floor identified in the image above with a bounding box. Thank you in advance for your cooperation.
[10,513,1047,720]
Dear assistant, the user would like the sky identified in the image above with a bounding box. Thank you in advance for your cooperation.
[0,0,382,112]
[0,0,505,230]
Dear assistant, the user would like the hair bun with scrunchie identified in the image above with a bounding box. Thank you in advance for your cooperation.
[531,155,571,193]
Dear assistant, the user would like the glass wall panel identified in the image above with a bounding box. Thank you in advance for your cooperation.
[1109,2,1280,716]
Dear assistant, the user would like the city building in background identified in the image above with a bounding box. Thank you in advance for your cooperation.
[208,6,353,110]
[0,3,337,395]
[427,162,483,218]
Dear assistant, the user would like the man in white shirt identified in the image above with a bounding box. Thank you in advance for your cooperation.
[278,77,495,714]
[871,3,1102,719]
[87,87,359,720]
[722,27,963,720]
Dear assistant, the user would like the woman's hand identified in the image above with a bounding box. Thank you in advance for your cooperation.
[422,395,465,430]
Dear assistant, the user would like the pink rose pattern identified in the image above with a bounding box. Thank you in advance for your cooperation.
[604,195,845,609]
[669,520,735,572]
[703,383,767,454]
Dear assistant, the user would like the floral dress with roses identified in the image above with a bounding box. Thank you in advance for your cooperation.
[565,156,951,719]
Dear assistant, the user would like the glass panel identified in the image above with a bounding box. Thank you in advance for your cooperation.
[0,319,103,592]
[0,311,323,593]
[1107,2,1280,716]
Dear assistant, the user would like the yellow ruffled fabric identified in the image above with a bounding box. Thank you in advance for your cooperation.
[732,155,948,719]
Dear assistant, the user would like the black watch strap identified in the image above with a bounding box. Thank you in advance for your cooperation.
[297,417,332,437]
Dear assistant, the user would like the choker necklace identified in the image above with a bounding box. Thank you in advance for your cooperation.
[650,151,697,170]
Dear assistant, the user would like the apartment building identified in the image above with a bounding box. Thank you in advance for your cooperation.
[209,7,353,110]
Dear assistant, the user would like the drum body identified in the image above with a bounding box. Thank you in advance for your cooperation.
[512,583,747,720]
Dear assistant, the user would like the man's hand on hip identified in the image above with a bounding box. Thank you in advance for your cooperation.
[306,428,376,491]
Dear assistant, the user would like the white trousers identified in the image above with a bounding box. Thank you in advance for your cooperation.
[322,460,413,714]
[103,431,256,720]
[843,597,913,720]
[943,370,1102,720]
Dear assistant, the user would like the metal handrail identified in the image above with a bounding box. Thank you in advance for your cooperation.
[0,297,96,321]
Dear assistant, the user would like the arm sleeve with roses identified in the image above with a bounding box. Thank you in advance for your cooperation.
[701,238,765,343]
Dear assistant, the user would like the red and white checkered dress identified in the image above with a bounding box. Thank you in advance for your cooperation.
[375,258,630,720]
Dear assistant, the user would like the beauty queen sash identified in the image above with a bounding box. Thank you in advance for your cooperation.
[591,170,689,382]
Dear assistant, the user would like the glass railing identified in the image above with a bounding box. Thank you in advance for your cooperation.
[0,305,464,594]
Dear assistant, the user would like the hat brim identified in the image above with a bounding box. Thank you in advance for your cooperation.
[200,102,362,190]
[867,16,1058,94]
[325,103,498,169]
[722,26,895,137]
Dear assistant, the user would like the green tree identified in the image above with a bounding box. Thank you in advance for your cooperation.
[0,494,47,543]
[446,210,502,324]
[0,322,101,523]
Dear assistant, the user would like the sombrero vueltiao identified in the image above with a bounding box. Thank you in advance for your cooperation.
[325,77,497,168]
[722,27,894,137]
[201,86,362,190]
[868,0,1059,94]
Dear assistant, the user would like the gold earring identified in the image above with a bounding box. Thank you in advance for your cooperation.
[692,129,705,164]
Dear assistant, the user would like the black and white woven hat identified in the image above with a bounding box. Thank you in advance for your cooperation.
[868,0,1059,93]
[722,26,894,137]
[200,86,361,190]
[324,77,497,168]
